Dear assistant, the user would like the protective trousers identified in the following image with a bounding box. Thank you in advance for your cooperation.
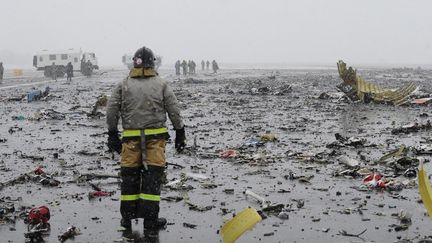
[120,138,166,223]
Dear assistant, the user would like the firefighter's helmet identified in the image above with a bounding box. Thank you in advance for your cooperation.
[133,46,155,68]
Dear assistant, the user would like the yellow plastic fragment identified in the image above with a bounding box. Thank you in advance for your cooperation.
[418,161,432,219]
[260,133,277,142]
[221,207,262,243]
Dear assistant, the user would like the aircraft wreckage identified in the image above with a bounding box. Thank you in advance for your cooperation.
[337,60,417,105]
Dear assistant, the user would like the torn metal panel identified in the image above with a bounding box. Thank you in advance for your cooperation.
[337,60,417,105]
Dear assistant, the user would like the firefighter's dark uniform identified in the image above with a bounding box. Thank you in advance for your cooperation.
[106,47,185,231]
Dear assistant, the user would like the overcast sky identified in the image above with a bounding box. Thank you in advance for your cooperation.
[1,0,431,67]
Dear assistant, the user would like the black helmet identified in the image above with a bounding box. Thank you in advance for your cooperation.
[133,46,155,68]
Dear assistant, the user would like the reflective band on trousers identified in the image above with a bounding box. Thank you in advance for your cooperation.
[121,194,160,202]
[139,193,161,201]
[122,128,168,137]
[121,194,140,201]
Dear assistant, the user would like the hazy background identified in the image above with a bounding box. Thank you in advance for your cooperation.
[1,0,431,68]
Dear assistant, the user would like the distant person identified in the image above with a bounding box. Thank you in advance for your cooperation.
[0,62,4,83]
[191,61,196,74]
[80,57,86,72]
[201,60,205,71]
[212,60,219,74]
[85,60,93,77]
[181,60,188,75]
[175,60,181,75]
[66,62,73,81]
[206,60,210,72]
[51,62,57,81]
[187,60,193,75]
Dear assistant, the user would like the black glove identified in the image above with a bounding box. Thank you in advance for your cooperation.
[107,131,122,154]
[175,127,186,152]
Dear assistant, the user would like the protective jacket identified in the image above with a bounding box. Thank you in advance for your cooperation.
[106,68,184,132]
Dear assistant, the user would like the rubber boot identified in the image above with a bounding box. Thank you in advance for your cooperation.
[144,217,167,230]
[120,218,132,230]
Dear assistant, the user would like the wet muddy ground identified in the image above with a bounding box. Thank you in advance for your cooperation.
[0,67,432,242]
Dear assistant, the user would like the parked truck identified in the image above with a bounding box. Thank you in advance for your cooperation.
[33,49,98,77]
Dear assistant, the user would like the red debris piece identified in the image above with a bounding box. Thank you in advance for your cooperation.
[34,167,45,175]
[221,149,240,158]
[363,172,387,188]
[28,206,50,224]
[88,191,112,198]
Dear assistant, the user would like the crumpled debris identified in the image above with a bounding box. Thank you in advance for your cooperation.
[183,222,197,229]
[27,206,50,224]
[260,132,277,142]
[24,223,50,243]
[58,226,80,242]
[414,144,432,155]
[333,167,371,178]
[411,97,432,105]
[186,201,213,212]
[162,196,183,202]
[32,109,65,120]
[387,156,421,171]
[0,167,60,190]
[8,126,23,134]
[327,133,367,148]
[76,150,100,156]
[88,94,108,118]
[337,60,417,105]
[12,115,26,120]
[335,133,366,147]
[88,191,114,199]
[362,172,404,191]
[273,85,292,95]
[318,92,330,99]
[247,84,292,96]
[338,155,360,168]
[391,120,432,134]
[243,137,265,147]
[362,172,385,188]
[27,86,50,102]
[378,145,408,163]
[220,149,240,158]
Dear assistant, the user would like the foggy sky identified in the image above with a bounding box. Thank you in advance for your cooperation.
[1,0,431,67]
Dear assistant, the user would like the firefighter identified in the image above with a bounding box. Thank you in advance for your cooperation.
[66,62,73,81]
[106,46,186,233]
[175,60,181,75]
[0,62,4,83]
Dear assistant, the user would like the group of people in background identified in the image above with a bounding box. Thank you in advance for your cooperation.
[175,59,219,75]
